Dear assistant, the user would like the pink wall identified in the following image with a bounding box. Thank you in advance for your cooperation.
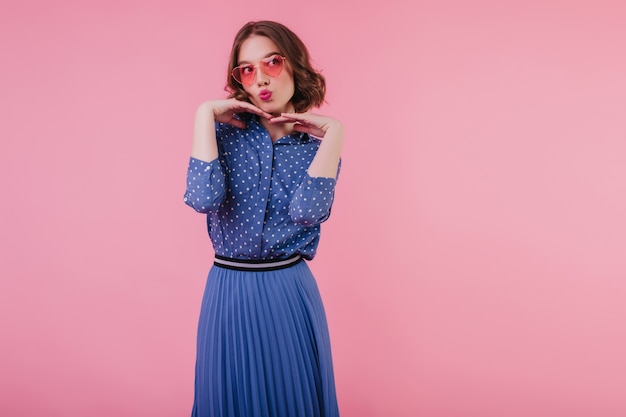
[2,1,625,416]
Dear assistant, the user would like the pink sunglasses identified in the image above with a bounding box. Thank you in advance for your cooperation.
[232,55,287,86]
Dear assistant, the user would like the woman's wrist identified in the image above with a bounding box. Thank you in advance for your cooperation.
[191,102,219,161]
[324,119,343,135]
[197,101,217,120]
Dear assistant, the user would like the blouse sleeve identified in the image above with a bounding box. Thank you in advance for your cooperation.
[183,156,226,213]
[289,172,338,226]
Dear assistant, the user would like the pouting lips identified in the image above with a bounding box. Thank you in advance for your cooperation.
[259,90,272,101]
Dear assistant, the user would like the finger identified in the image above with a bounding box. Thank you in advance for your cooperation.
[279,112,310,123]
[268,116,295,124]
[293,123,325,138]
[235,102,273,119]
[273,113,316,125]
[280,112,305,119]
[281,113,324,128]
[292,123,311,133]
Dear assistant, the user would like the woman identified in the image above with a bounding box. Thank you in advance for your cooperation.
[184,21,343,417]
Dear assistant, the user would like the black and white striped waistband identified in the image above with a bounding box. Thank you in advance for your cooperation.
[213,254,303,272]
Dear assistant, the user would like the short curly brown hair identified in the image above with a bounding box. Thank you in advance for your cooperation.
[225,21,326,113]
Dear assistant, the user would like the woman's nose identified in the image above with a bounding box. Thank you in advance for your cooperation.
[256,68,270,85]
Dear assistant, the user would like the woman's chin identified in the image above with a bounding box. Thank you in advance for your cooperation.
[255,100,292,116]
[259,103,281,115]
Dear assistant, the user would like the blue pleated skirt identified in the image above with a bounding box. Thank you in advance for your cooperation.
[191,260,339,417]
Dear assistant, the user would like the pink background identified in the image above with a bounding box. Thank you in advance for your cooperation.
[1,1,625,416]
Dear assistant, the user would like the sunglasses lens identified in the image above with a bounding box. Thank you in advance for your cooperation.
[261,55,284,77]
[233,65,255,86]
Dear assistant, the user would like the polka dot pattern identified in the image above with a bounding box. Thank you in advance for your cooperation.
[184,117,338,260]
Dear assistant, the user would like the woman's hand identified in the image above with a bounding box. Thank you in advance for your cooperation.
[199,99,273,129]
[269,112,342,139]
[270,112,344,178]
[191,99,272,162]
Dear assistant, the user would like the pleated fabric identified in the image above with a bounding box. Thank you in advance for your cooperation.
[191,260,339,417]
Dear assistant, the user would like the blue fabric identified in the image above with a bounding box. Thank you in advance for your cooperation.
[191,262,339,417]
[185,116,341,417]
[184,116,338,261]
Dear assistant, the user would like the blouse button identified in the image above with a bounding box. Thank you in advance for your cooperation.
[307,180,312,185]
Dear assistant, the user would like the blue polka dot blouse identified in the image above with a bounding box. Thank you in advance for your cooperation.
[184,116,339,261]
